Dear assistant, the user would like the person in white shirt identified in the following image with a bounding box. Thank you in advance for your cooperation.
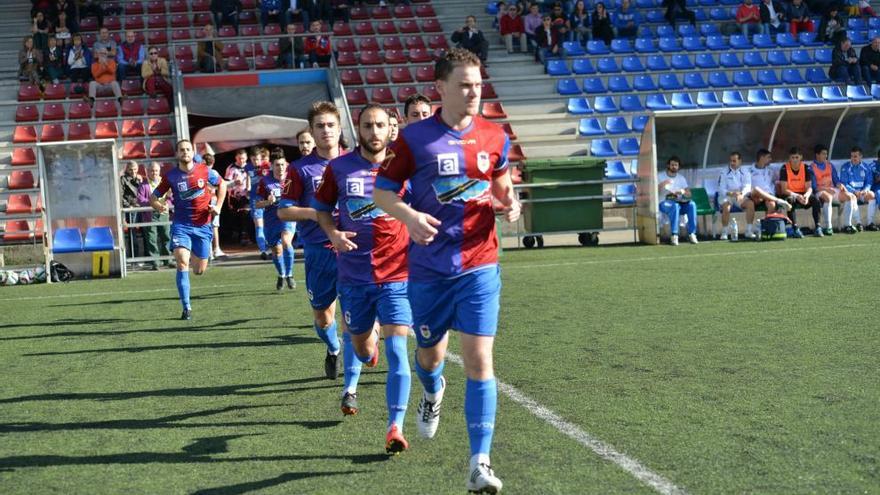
[748,148,791,212]
[717,151,756,240]
[657,156,698,245]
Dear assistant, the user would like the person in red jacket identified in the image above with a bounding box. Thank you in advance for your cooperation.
[500,4,527,53]
[88,47,122,105]
[303,19,332,67]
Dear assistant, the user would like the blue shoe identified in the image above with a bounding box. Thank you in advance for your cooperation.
[792,228,804,239]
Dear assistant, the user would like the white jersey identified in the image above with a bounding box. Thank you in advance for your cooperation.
[657,171,689,203]
[717,166,751,198]
[749,165,777,195]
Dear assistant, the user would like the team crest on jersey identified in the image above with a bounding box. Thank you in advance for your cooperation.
[477,151,491,174]
[346,178,365,197]
[437,153,460,176]
[419,325,431,340]
[197,178,205,188]
[311,176,323,191]
[344,311,351,325]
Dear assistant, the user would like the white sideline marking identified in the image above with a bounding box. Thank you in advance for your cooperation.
[446,352,687,495]
[0,283,247,302]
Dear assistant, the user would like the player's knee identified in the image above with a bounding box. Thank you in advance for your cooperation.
[314,311,334,328]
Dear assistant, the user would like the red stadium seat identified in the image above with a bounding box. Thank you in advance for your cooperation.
[415,65,435,82]
[169,0,187,11]
[122,98,145,116]
[359,38,380,51]
[67,100,91,120]
[394,5,414,17]
[43,83,67,100]
[501,123,517,141]
[122,119,146,137]
[82,32,97,47]
[95,121,119,138]
[150,140,175,158]
[427,35,449,50]
[79,16,99,31]
[337,51,357,66]
[41,124,65,142]
[123,141,147,159]
[125,16,145,30]
[508,144,526,163]
[391,67,414,83]
[371,87,394,104]
[355,21,375,36]
[360,50,383,65]
[346,88,368,106]
[350,107,362,124]
[365,68,389,85]
[67,122,91,140]
[125,2,143,15]
[482,102,508,119]
[95,99,118,118]
[421,84,441,101]
[42,103,66,121]
[399,20,420,33]
[415,5,436,17]
[174,45,194,60]
[405,35,426,50]
[192,0,210,11]
[333,21,353,36]
[9,171,35,189]
[372,6,392,19]
[384,49,407,64]
[482,83,498,99]
[4,220,33,241]
[147,98,171,115]
[263,24,281,35]
[241,25,260,37]
[148,118,172,136]
[350,6,369,19]
[14,104,39,122]
[171,29,191,41]
[5,194,33,214]
[396,85,417,102]
[255,55,276,70]
[176,58,196,73]
[336,38,357,52]
[121,78,143,96]
[421,19,442,32]
[147,30,168,45]
[377,20,397,34]
[242,42,264,56]
[104,15,122,30]
[340,69,364,85]
[170,14,190,28]
[17,83,41,101]
[227,56,249,71]
[218,25,236,37]
[147,0,165,13]
[383,36,403,50]
[267,41,280,56]
[148,14,167,28]
[13,126,37,144]
[222,44,241,57]
[408,48,432,63]
[11,148,36,166]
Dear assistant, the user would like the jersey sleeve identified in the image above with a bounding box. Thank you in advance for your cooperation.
[256,179,269,200]
[778,166,789,182]
[281,166,304,205]
[831,165,841,187]
[207,168,221,186]
[492,133,511,178]
[152,174,171,198]
[377,137,416,191]
[311,166,338,212]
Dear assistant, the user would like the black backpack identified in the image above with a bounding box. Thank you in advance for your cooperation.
[50,260,75,282]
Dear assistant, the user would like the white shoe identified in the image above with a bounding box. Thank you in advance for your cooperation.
[718,233,728,241]
[687,233,699,244]
[416,376,445,439]
[466,455,503,494]
[670,235,679,246]
[744,231,756,240]
[214,248,226,257]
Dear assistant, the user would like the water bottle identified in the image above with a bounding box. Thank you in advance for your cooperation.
[730,218,738,242]
[754,219,762,242]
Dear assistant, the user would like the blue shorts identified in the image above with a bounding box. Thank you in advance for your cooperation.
[170,223,213,260]
[304,242,337,310]
[408,265,501,348]
[265,222,295,247]
[339,282,412,335]
[250,199,264,220]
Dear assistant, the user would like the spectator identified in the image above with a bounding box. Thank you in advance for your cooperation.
[494,1,507,29]
[777,147,820,238]
[615,0,639,39]
[296,128,315,157]
[549,3,569,41]
[658,156,699,245]
[830,37,863,84]
[759,0,786,35]
[198,23,225,73]
[65,33,91,83]
[32,0,53,18]
[138,162,173,270]
[748,148,791,212]
[500,4,528,53]
[736,0,762,36]
[812,144,856,235]
[860,36,880,84]
[388,113,400,142]
[19,36,43,87]
[403,93,432,123]
[817,4,846,43]
[524,3,543,50]
[92,27,117,60]
[283,0,311,31]
[315,0,351,24]
[717,151,757,240]
[79,0,104,28]
[211,0,242,34]
[43,35,64,84]
[786,0,813,35]
[569,0,591,44]
[142,47,172,101]
[32,11,52,51]
[839,146,877,231]
[591,2,613,46]
[534,14,561,63]
[120,160,143,260]
[203,154,226,259]
[663,0,696,27]
[88,47,122,105]
[278,23,305,68]
[54,12,72,44]
[847,0,876,17]
[303,19,332,67]
[225,149,252,245]
[53,0,78,33]
[261,0,283,28]
[116,30,144,81]
[451,16,489,64]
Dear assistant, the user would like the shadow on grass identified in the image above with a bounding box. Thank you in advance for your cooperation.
[190,469,372,495]
[0,319,310,341]
[23,335,315,356]
[0,318,136,330]
[47,291,242,308]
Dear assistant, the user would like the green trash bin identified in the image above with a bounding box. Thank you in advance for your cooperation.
[522,157,605,233]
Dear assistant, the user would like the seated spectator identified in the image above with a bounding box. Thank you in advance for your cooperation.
[19,36,43,86]
[261,0,283,28]
[211,0,242,34]
[777,147,820,238]
[657,156,699,245]
[43,35,64,84]
[759,0,786,35]
[65,33,91,83]
[54,12,72,44]
[403,93,432,124]
[817,4,846,43]
[116,30,144,81]
[79,0,104,28]
[717,152,757,240]
[500,4,528,53]
[534,14,561,63]
[663,0,696,27]
[615,0,639,39]
[549,3,570,41]
[315,0,351,24]
[388,113,400,143]
[198,23,225,73]
[53,0,78,33]
[88,47,122,104]
[786,0,813,35]
[860,36,880,84]
[142,47,172,101]
[830,37,863,84]
[812,144,857,234]
[736,0,761,37]
[138,162,173,270]
[93,27,118,60]
[846,0,876,17]
[569,0,591,44]
[523,3,543,51]
[591,2,613,46]
[283,0,311,31]
[32,11,52,51]
[303,19,332,67]
[840,146,877,231]
[278,23,305,68]
[748,148,792,212]
[494,1,507,29]
[451,16,489,64]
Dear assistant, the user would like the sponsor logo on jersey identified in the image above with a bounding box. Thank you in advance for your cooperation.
[177,181,188,192]
[197,178,205,189]
[346,178,365,197]
[437,153,460,176]
[447,139,477,145]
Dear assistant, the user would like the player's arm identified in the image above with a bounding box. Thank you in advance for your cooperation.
[149,176,171,213]
[490,136,521,223]
[276,170,317,222]
[374,139,440,245]
[254,182,275,209]
[312,167,358,252]
[213,174,227,215]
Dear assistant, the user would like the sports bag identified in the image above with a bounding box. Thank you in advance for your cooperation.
[760,212,789,241]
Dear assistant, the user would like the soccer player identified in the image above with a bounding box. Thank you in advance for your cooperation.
[717,151,756,240]
[778,147,820,238]
[811,144,856,235]
[374,48,520,493]
[256,155,296,290]
[748,149,791,213]
[403,93,433,124]
[245,145,271,259]
[839,146,877,231]
[657,156,698,245]
[149,140,227,320]
[313,104,413,453]
[297,128,315,157]
[278,101,344,379]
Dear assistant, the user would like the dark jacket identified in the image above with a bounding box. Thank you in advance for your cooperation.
[451,27,487,55]
[860,44,880,68]
[759,0,783,23]
[830,45,857,73]
[210,0,242,15]
[534,24,559,49]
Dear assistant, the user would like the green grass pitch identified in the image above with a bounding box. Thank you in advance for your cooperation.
[1,235,878,494]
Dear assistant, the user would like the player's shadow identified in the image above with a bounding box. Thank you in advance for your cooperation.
[23,335,314,356]
[48,291,240,308]
[190,469,371,495]
[0,318,281,341]
[0,318,136,330]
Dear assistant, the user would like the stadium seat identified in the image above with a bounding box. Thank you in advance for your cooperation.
[605,161,632,180]
[734,71,757,86]
[79,16,98,31]
[799,31,820,46]
[622,56,646,72]
[365,68,389,85]
[94,99,118,118]
[814,49,832,64]
[620,94,645,112]
[583,77,606,94]
[9,170,35,189]
[13,125,37,144]
[390,67,414,84]
[396,85,417,102]
[482,83,498,99]
[255,55,277,70]
[148,118,172,136]
[611,39,634,53]
[671,92,697,109]
[169,0,187,11]
[481,102,507,119]
[421,18,442,32]
[646,10,666,22]
[193,0,210,11]
[849,30,868,44]
[407,49,433,63]
[567,97,593,115]
[4,220,33,241]
[782,68,806,85]
[700,24,721,36]
[11,148,36,166]
[741,51,764,67]
[659,74,683,90]
[696,53,718,69]
[632,115,649,132]
[729,34,752,49]
[557,78,581,95]
[547,60,571,76]
[336,38,357,53]
[587,40,610,55]
[122,98,145,116]
[671,54,694,70]
[17,83,41,101]
[682,36,704,51]
[646,93,672,110]
[43,83,67,100]
[657,25,674,37]
[427,35,449,50]
[563,41,586,56]
[148,13,167,29]
[227,56,249,71]
[350,5,369,19]
[752,34,774,49]
[95,121,118,138]
[766,50,788,66]
[15,104,39,122]
[122,119,145,137]
[684,73,708,89]
[594,96,618,113]
[415,4,435,17]
[377,20,397,34]
[872,84,880,99]
[721,90,748,107]
[605,116,631,134]
[608,76,632,93]
[821,86,847,102]
[706,35,729,50]
[847,85,871,101]
[241,42,264,57]
[150,140,175,158]
[266,41,281,56]
[635,37,657,53]
[572,58,596,75]
[5,194,33,214]
[361,50,384,65]
[633,75,657,91]
[659,37,681,52]
[646,55,670,71]
[697,91,722,108]
[615,183,637,205]
[597,57,620,73]
[618,138,639,156]
[370,87,393,104]
[578,117,604,136]
[147,0,165,13]
[398,19,420,33]
[123,141,147,159]
[678,24,698,36]
[747,89,772,106]
[757,69,781,85]
[41,124,65,142]
[507,144,526,163]
[104,15,121,30]
[121,78,143,97]
[797,86,822,103]
[354,21,374,35]
[590,138,616,157]
[772,88,797,105]
[394,4,414,17]
[67,122,90,140]
[333,21,353,36]
[790,49,813,65]
[806,67,831,84]
[337,51,357,66]
[415,65,435,82]
[84,226,114,251]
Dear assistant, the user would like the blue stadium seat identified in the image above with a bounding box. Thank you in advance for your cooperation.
[772,88,797,104]
[815,48,832,64]
[766,50,788,66]
[659,37,681,52]
[567,97,593,114]
[615,183,637,205]
[869,28,880,40]
[572,58,597,74]
[637,26,654,38]
[583,77,607,94]
[622,56,646,72]
[646,93,672,110]
[718,53,742,69]
[646,10,666,22]
[646,55,670,71]
[620,94,645,111]
[697,91,723,107]
[695,9,709,22]
[757,69,780,85]
[635,37,657,53]
[682,36,704,51]
[659,73,684,90]
[700,24,720,36]
[605,161,632,179]
[84,226,114,251]
[557,78,581,95]
[637,0,658,7]
[846,85,871,101]
[684,73,709,89]
[782,68,806,84]
[696,53,718,68]
[671,54,694,70]
[872,84,880,99]
[741,51,764,67]
[733,70,757,86]
[752,34,774,49]
[806,67,831,84]
[547,59,571,76]
[611,39,634,53]
[709,71,733,87]
[821,86,847,102]
[709,8,731,21]
[848,29,867,44]
[597,57,620,73]
[799,32,820,46]
[747,89,772,106]
[590,138,617,157]
[578,117,605,136]
[797,86,822,103]
[678,24,698,37]
[729,34,751,49]
[608,76,632,92]
[587,40,610,55]
[848,17,867,30]
[870,17,880,29]
[52,228,83,253]
[671,92,697,109]
[790,49,813,65]
[699,0,718,6]
[618,138,640,156]
[563,41,586,56]
[632,115,649,131]
[722,90,748,107]
[633,74,658,91]
[775,32,798,48]
[656,25,675,37]
[594,96,618,113]
[606,116,631,134]
[706,35,729,50]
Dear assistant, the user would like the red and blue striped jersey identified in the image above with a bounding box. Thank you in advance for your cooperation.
[153,164,221,226]
[256,174,288,231]
[282,150,335,245]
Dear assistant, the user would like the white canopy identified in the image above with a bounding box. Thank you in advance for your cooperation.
[192,115,310,155]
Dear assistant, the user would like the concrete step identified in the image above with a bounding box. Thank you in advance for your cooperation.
[512,121,578,139]
[522,141,589,159]
[493,79,556,98]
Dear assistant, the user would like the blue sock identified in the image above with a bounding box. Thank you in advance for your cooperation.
[175,270,190,310]
[282,246,294,278]
[342,332,362,394]
[255,226,267,252]
[385,335,411,429]
[271,253,285,276]
[414,353,445,394]
[314,320,340,354]
[465,378,497,456]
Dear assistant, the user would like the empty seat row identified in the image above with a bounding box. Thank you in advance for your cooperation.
[334,18,442,36]
[15,100,170,122]
[341,65,436,85]
[563,32,834,57]
[578,115,650,136]
[52,226,114,253]
[2,219,43,242]
[346,85,441,105]
[11,118,172,140]
[18,82,170,102]
[335,35,448,53]
[1,194,42,215]
[350,4,436,20]
[337,48,444,66]
[590,137,641,158]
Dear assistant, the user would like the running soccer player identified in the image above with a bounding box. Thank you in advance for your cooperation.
[150,139,227,320]
[246,146,271,259]
[374,48,520,494]
[811,144,857,235]
[278,101,344,379]
[256,155,296,290]
[839,146,877,231]
[313,104,413,453]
